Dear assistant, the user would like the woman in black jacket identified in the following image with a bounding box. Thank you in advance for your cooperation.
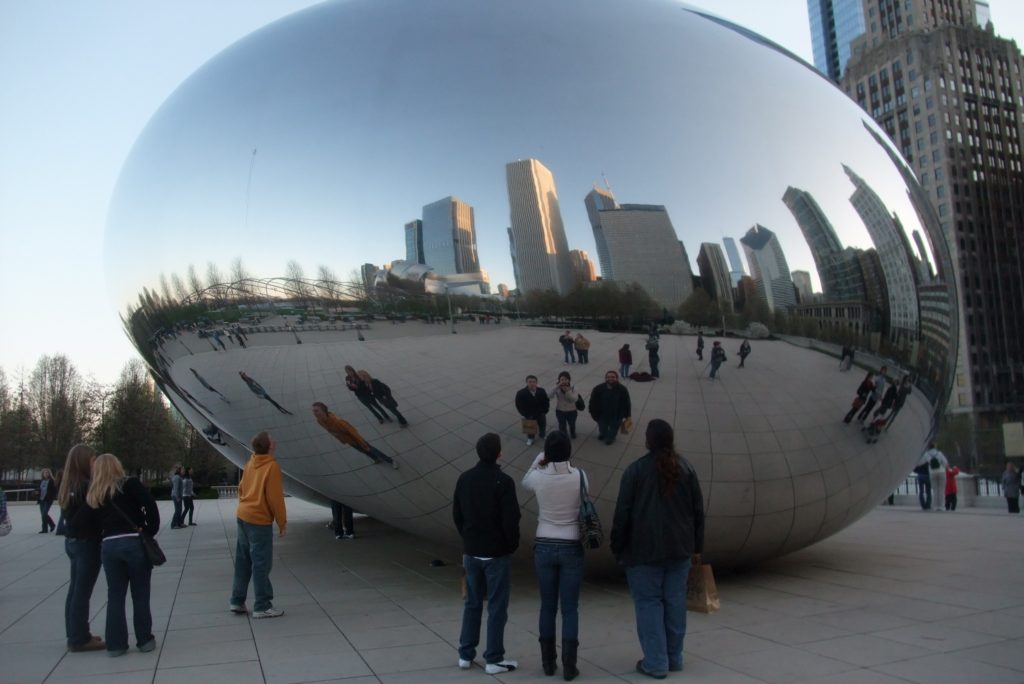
[38,468,57,533]
[74,454,160,657]
[58,444,105,652]
[610,419,705,679]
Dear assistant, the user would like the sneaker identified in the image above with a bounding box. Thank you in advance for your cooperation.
[485,660,518,674]
[252,607,284,619]
[458,658,472,670]
[69,636,106,652]
[138,638,157,653]
[229,603,247,614]
[108,648,128,658]
[636,660,667,679]
[526,437,534,446]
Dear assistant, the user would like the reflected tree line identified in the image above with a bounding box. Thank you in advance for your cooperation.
[0,357,226,487]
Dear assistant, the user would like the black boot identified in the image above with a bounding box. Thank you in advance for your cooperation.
[562,639,579,681]
[539,638,557,676]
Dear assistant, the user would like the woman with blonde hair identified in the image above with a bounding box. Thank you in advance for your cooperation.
[58,444,105,652]
[73,453,160,657]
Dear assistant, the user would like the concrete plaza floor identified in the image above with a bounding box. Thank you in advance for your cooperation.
[1,498,1022,684]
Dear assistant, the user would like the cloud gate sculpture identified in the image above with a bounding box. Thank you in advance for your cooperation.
[106,0,956,568]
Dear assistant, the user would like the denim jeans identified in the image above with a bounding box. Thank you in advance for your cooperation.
[39,501,55,532]
[555,410,578,437]
[916,474,932,510]
[620,364,631,378]
[101,536,154,652]
[534,542,583,641]
[65,538,102,647]
[231,519,274,611]
[625,558,691,675]
[598,416,619,443]
[459,554,511,664]
[182,496,195,524]
[171,497,182,527]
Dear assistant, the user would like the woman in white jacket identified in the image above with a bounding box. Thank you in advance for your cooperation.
[522,431,586,681]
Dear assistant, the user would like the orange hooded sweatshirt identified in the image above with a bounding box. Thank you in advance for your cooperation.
[236,453,287,532]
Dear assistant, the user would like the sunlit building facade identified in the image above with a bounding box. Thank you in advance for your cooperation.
[506,159,574,295]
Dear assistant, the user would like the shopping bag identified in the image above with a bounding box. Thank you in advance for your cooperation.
[620,417,633,434]
[521,419,539,436]
[686,562,720,613]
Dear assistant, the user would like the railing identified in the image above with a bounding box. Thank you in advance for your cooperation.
[891,475,1004,497]
[2,488,38,503]
[213,486,239,499]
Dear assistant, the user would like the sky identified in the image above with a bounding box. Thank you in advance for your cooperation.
[2,0,1023,385]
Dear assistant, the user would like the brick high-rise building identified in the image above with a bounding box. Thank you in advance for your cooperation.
[838,0,1024,421]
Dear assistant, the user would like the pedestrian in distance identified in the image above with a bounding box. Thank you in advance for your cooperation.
[696,332,704,360]
[611,419,705,679]
[646,335,660,378]
[559,330,576,364]
[551,371,581,439]
[169,466,184,529]
[619,344,633,378]
[588,371,631,446]
[521,431,586,680]
[58,444,105,652]
[181,467,196,526]
[73,453,160,657]
[344,365,390,424]
[515,375,550,447]
[38,468,57,533]
[230,431,287,619]
[944,465,961,511]
[737,339,751,368]
[913,458,932,510]
[1001,461,1021,514]
[573,333,590,364]
[453,433,521,675]
[708,341,726,380]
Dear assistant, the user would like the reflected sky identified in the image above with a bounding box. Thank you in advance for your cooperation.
[106,0,936,307]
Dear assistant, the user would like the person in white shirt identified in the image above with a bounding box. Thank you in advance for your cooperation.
[917,443,949,510]
[521,431,586,680]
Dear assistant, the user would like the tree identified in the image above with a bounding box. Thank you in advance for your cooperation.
[28,354,87,470]
[678,288,719,328]
[0,378,37,478]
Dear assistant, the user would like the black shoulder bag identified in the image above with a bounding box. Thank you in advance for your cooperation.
[109,500,166,567]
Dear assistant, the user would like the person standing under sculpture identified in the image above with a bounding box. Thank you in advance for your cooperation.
[311,402,398,468]
[230,431,287,619]
[181,467,196,526]
[521,431,585,680]
[169,466,184,529]
[515,375,550,447]
[331,500,355,539]
[944,465,961,511]
[551,371,581,439]
[1001,461,1021,514]
[611,419,704,679]
[588,371,631,446]
[916,443,948,511]
[453,433,521,675]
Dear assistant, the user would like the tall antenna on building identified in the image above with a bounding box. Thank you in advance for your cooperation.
[601,172,615,200]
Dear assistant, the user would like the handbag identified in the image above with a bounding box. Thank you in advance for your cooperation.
[110,500,166,567]
[620,417,633,434]
[686,561,720,613]
[577,470,603,550]
[574,395,585,411]
[521,418,539,436]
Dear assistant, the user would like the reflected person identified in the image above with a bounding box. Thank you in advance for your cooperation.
[238,371,293,415]
[344,366,390,424]
[311,402,398,469]
[366,371,408,426]
[189,368,230,403]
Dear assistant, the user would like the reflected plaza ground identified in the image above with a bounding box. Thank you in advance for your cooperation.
[1,497,1021,684]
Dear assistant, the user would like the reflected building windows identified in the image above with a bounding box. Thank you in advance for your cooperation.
[740,224,796,313]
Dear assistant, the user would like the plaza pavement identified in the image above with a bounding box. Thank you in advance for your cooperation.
[1,497,1022,684]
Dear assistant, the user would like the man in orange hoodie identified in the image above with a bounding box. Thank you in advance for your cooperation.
[230,431,287,619]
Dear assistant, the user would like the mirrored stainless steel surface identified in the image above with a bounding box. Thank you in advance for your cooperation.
[106,0,956,568]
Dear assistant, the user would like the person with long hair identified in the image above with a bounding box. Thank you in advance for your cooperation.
[181,467,196,526]
[58,444,105,652]
[344,365,389,423]
[73,453,160,656]
[551,372,581,439]
[38,468,57,533]
[611,419,705,679]
[521,431,585,680]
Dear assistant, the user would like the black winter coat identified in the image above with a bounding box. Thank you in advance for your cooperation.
[588,382,631,422]
[452,462,521,557]
[515,387,550,419]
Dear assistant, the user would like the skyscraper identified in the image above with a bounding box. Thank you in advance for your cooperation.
[569,249,597,283]
[421,196,479,275]
[696,242,734,312]
[740,224,797,313]
[404,219,424,264]
[791,270,814,304]
[505,159,574,295]
[584,186,618,279]
[807,0,866,81]
[590,204,694,310]
[722,237,746,286]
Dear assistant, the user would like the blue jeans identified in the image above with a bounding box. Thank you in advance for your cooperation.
[598,416,619,443]
[231,519,274,611]
[459,555,511,664]
[916,474,932,509]
[620,364,631,378]
[101,536,154,652]
[709,362,722,378]
[555,410,578,437]
[40,501,55,532]
[626,558,691,675]
[534,542,583,641]
[65,538,102,647]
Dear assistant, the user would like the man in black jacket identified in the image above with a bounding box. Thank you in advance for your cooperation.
[515,375,550,446]
[589,371,631,445]
[453,433,521,674]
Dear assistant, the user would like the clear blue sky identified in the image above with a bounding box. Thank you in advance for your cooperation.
[2,1,1022,384]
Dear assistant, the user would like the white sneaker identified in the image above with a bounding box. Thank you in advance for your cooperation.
[526,438,534,446]
[458,658,472,670]
[252,607,284,619]
[485,660,518,674]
